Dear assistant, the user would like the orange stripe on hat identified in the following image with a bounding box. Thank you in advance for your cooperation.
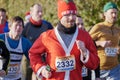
[57,0,77,19]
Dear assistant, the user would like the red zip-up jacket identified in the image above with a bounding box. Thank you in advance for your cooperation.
[29,28,99,80]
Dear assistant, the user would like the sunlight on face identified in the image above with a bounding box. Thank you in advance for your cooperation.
[30,4,42,21]
[76,17,84,30]
[104,9,118,24]
[60,13,76,28]
[0,11,6,23]
[10,21,23,36]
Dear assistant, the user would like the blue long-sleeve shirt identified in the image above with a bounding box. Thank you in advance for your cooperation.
[0,33,32,59]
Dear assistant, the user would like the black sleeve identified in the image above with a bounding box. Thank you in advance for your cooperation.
[22,22,29,37]
[95,64,100,78]
[0,40,10,72]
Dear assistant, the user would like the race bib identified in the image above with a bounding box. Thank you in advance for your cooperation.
[8,64,20,74]
[82,66,88,77]
[55,55,75,72]
[105,47,118,57]
[10,54,22,60]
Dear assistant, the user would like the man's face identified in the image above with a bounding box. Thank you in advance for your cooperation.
[76,17,84,30]
[10,21,23,36]
[0,11,6,23]
[30,4,42,21]
[104,8,118,24]
[60,13,76,28]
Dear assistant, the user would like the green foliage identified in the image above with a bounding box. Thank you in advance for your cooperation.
[75,0,120,28]
[0,0,120,28]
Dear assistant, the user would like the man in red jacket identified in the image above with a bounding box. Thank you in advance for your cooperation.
[29,0,100,80]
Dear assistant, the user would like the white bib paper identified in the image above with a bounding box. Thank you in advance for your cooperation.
[82,66,88,77]
[55,55,75,72]
[105,47,118,57]
[8,63,20,74]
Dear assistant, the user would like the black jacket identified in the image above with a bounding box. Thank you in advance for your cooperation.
[0,40,10,72]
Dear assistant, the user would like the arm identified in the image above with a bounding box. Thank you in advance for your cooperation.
[76,40,89,63]
[29,34,52,78]
[22,38,32,60]
[29,34,47,74]
[77,30,100,70]
[82,33,100,70]
[95,41,112,48]
[0,40,10,74]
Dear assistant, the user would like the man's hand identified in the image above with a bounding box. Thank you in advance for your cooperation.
[0,70,6,77]
[96,41,112,48]
[41,66,52,78]
[76,40,87,57]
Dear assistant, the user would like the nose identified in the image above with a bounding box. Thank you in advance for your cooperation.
[69,14,74,20]
[112,12,117,17]
[78,25,82,28]
[38,11,42,16]
[0,16,4,20]
[17,24,23,29]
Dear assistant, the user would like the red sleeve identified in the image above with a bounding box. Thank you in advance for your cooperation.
[84,32,100,70]
[78,30,100,70]
[29,33,47,74]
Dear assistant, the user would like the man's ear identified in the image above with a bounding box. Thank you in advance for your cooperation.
[103,12,107,17]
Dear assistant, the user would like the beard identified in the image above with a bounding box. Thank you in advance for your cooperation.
[57,21,76,34]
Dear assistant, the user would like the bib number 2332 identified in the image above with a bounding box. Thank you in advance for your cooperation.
[55,55,75,72]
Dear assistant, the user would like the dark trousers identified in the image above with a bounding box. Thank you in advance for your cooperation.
[17,78,21,80]
[83,69,92,80]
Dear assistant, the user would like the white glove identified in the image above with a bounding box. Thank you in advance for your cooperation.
[41,66,52,78]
